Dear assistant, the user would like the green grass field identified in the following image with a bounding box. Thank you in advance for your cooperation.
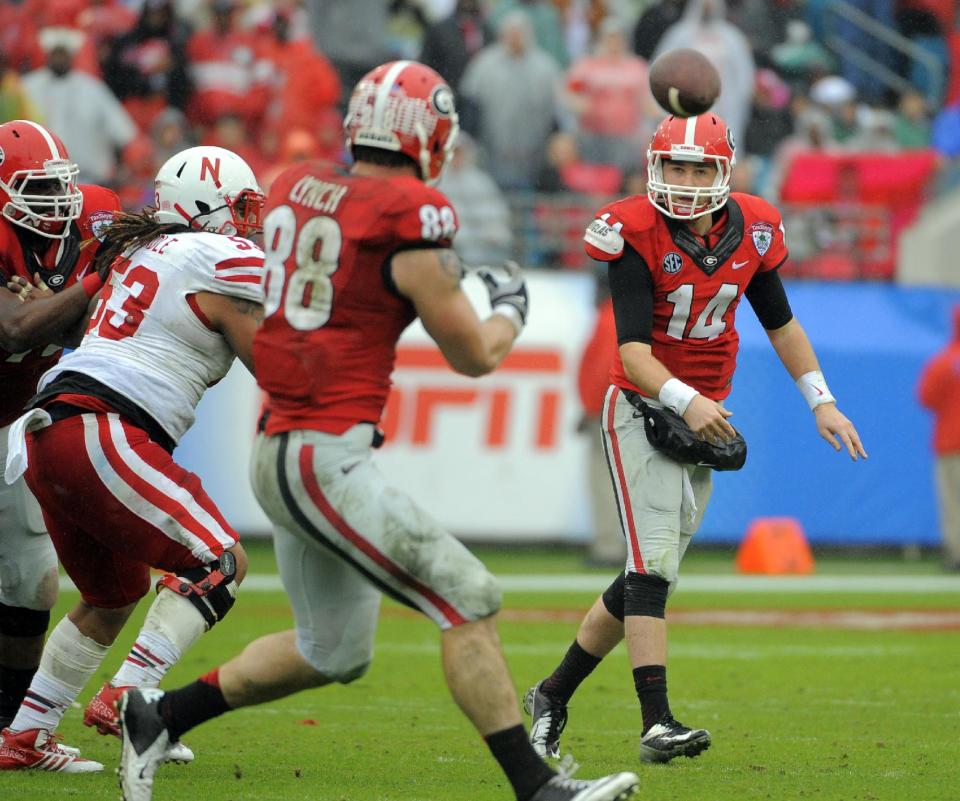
[5,543,959,801]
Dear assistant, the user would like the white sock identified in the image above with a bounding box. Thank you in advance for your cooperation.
[111,629,182,688]
[10,617,108,733]
[110,589,206,688]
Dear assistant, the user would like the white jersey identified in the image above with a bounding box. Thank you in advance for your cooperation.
[40,231,264,444]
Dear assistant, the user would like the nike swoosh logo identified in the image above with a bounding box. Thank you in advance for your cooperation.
[732,260,749,270]
[341,462,361,475]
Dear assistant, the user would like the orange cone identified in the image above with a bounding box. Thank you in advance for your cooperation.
[735,517,815,574]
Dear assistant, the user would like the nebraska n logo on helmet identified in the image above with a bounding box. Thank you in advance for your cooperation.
[153,145,265,237]
[0,119,83,239]
[646,114,736,221]
[343,60,460,186]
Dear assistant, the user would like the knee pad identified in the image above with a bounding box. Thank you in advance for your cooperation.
[0,541,58,611]
[156,553,238,630]
[333,659,372,685]
[0,602,50,638]
[601,572,626,622]
[297,629,375,685]
[623,572,669,619]
[454,568,502,623]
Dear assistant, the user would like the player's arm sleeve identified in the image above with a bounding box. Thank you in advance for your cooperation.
[606,242,654,345]
[745,267,793,330]
[393,186,458,250]
[383,187,459,296]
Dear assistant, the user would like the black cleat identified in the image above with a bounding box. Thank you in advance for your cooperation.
[529,771,639,801]
[639,716,711,763]
[523,681,568,759]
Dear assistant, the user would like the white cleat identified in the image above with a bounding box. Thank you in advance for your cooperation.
[118,688,172,801]
[164,740,194,764]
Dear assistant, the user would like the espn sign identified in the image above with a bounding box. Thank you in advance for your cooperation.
[381,346,563,449]
[178,271,597,541]
[373,272,596,539]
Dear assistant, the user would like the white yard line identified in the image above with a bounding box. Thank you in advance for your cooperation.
[58,573,960,594]
[495,574,960,593]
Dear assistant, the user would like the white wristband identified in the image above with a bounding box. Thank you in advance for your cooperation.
[492,303,523,336]
[658,378,700,415]
[796,370,835,410]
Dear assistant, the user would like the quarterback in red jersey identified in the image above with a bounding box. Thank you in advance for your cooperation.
[118,60,639,801]
[0,119,119,736]
[524,114,866,765]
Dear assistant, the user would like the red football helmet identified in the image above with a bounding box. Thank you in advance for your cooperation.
[646,114,736,220]
[0,119,83,239]
[344,60,459,185]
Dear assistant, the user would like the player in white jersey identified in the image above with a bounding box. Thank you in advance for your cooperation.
[0,146,265,773]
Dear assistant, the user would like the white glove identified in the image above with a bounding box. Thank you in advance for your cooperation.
[476,260,528,335]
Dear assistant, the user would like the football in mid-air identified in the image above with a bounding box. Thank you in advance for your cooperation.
[649,49,721,118]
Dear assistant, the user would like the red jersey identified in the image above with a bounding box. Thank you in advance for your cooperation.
[917,307,960,455]
[584,192,788,400]
[254,162,458,435]
[0,184,120,426]
[577,298,616,417]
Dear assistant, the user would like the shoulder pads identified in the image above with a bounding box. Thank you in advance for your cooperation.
[584,213,625,258]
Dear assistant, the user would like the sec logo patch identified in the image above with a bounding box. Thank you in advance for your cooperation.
[662,252,683,274]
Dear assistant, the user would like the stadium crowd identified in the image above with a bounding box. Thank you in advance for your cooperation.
[0,0,957,275]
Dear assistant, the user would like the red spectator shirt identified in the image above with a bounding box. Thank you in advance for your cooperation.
[577,298,616,417]
[918,307,960,455]
[0,184,120,426]
[186,28,267,126]
[255,162,458,435]
[584,192,788,400]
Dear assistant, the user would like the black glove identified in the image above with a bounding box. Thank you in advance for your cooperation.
[625,391,747,471]
[477,260,528,334]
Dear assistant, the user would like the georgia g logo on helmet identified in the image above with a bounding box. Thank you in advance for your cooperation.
[431,85,455,118]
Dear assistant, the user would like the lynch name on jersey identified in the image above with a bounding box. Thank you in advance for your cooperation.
[288,176,348,214]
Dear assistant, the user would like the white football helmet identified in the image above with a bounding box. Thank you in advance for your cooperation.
[153,146,264,236]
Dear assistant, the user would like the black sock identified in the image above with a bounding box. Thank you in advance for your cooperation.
[0,665,37,729]
[485,724,555,801]
[159,672,231,741]
[633,665,670,732]
[540,640,602,704]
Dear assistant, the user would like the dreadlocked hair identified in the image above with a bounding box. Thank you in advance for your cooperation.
[92,208,192,279]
